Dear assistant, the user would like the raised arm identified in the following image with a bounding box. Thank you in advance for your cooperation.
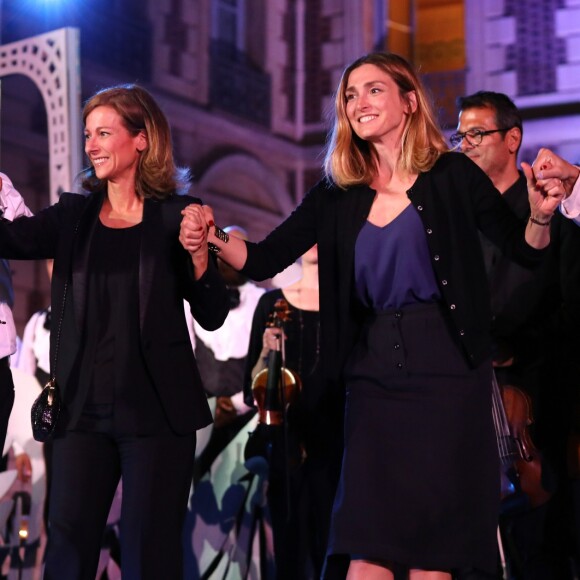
[182,182,321,281]
[521,161,562,249]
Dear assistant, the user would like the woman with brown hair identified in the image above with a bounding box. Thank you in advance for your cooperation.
[0,84,229,579]
[180,53,564,579]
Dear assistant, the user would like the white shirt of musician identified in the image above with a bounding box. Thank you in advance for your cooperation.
[0,172,34,359]
[560,171,580,226]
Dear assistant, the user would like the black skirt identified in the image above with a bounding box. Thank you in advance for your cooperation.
[327,302,500,574]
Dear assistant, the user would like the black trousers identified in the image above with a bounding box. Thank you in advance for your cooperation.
[44,427,197,580]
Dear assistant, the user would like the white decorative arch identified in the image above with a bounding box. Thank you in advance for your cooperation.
[0,28,82,204]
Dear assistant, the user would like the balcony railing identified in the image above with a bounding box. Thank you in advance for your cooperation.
[209,39,271,127]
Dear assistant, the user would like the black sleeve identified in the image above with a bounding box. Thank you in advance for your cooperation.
[241,182,327,281]
[186,254,230,331]
[0,192,83,260]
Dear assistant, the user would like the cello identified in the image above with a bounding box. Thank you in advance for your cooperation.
[491,372,552,579]
[491,373,552,510]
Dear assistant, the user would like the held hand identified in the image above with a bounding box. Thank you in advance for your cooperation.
[179,204,208,256]
[182,204,215,230]
[532,147,580,199]
[260,326,285,358]
[522,161,561,219]
[184,204,247,270]
[180,206,210,279]
[202,205,215,230]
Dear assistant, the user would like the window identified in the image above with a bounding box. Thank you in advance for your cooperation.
[213,0,245,50]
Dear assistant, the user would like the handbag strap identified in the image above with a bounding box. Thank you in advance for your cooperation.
[50,218,81,382]
[49,278,68,382]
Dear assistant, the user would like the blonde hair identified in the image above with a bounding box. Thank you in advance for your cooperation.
[81,84,190,199]
[324,52,448,187]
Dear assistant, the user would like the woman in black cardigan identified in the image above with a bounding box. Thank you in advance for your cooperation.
[0,85,229,579]
[181,53,563,579]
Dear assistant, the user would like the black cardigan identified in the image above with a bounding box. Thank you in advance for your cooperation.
[242,152,547,382]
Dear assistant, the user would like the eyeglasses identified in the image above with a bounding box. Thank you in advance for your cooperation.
[449,128,512,148]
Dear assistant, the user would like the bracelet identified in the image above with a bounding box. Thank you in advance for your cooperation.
[206,221,229,254]
[213,224,230,244]
[529,215,551,227]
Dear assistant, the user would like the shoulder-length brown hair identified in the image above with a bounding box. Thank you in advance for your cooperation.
[81,84,190,199]
[323,52,448,188]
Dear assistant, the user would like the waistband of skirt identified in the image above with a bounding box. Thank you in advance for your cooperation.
[367,300,442,320]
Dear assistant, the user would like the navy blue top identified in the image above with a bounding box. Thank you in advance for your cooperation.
[355,204,441,310]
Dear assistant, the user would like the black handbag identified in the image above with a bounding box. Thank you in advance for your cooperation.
[30,279,67,442]
[31,377,61,442]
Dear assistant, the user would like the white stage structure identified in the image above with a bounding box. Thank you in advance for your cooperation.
[0,27,82,204]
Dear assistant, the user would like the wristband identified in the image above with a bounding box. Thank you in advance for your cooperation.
[529,215,551,227]
[214,225,230,243]
[206,221,230,254]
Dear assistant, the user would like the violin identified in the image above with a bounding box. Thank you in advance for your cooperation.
[491,373,552,510]
[251,298,301,426]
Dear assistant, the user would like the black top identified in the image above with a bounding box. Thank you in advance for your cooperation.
[78,221,168,434]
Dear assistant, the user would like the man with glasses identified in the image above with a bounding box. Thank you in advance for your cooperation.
[454,91,580,579]
[452,92,523,192]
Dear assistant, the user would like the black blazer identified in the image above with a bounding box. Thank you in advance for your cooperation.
[242,153,547,382]
[0,190,229,434]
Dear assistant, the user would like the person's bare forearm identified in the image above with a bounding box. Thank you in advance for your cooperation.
[193,204,248,269]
